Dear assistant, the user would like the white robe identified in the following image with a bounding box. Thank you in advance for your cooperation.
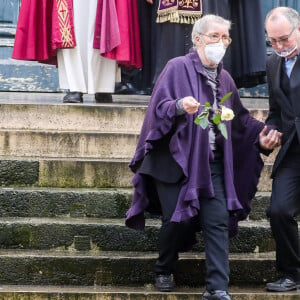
[57,0,118,94]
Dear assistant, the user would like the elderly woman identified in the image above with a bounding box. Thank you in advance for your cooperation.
[126,14,280,300]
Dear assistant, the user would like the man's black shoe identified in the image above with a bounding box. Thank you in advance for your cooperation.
[203,290,232,300]
[63,92,83,103]
[155,274,175,292]
[114,82,128,94]
[114,82,138,95]
[135,87,152,95]
[95,93,113,103]
[266,277,297,292]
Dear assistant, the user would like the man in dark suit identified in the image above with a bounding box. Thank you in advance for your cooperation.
[264,6,300,292]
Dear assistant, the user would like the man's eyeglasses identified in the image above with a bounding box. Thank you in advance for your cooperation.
[200,33,232,45]
[267,28,295,46]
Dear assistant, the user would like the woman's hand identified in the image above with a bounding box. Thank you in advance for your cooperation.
[182,96,200,115]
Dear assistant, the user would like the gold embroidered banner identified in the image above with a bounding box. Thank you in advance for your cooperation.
[157,0,202,24]
[56,0,75,47]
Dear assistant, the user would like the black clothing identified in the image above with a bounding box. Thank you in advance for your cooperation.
[137,0,267,89]
[265,52,300,282]
[202,0,267,88]
[137,0,194,90]
[153,159,230,291]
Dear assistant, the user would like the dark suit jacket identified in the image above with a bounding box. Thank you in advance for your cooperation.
[265,53,300,177]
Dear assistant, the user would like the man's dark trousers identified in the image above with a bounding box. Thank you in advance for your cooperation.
[268,145,300,282]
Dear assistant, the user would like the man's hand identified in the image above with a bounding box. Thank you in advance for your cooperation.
[145,0,153,4]
[182,96,200,115]
[259,126,282,150]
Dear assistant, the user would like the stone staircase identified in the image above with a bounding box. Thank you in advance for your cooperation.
[0,92,298,299]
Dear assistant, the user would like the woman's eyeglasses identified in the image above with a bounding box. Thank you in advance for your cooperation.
[200,33,232,45]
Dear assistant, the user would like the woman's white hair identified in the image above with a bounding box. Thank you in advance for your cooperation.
[192,14,231,46]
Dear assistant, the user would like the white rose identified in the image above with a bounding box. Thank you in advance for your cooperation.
[220,106,235,121]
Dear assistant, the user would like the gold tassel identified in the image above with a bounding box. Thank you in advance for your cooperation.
[156,1,202,24]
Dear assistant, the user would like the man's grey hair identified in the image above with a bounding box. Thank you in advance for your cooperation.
[265,6,300,29]
[192,14,231,46]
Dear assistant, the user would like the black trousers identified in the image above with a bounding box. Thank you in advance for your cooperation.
[154,160,230,291]
[268,149,300,282]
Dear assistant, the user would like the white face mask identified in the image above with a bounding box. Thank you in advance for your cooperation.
[204,42,226,65]
[274,43,298,57]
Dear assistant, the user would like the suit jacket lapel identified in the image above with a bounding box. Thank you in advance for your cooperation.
[289,56,300,116]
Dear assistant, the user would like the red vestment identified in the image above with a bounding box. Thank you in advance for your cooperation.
[94,0,142,68]
[12,0,142,68]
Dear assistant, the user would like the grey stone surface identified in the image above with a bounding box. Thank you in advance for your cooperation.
[0,285,298,300]
[0,250,279,286]
[0,92,288,296]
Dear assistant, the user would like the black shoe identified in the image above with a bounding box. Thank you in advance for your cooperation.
[114,82,138,95]
[114,82,128,94]
[95,93,113,103]
[203,290,232,300]
[155,274,175,292]
[266,277,297,292]
[63,92,83,103]
[124,83,138,94]
[135,87,152,95]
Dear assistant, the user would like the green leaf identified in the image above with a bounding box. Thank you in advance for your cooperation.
[199,116,209,129]
[198,111,209,118]
[204,101,211,108]
[194,111,209,125]
[218,122,228,139]
[220,91,233,104]
[212,113,221,125]
[194,115,201,125]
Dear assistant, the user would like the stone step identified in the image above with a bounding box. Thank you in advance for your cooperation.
[0,158,273,190]
[0,128,278,162]
[0,217,278,253]
[0,94,269,133]
[0,130,138,159]
[250,191,270,220]
[0,92,269,107]
[0,187,132,218]
[0,102,147,133]
[0,94,279,164]
[0,250,279,286]
[0,187,271,221]
[0,285,298,300]
[0,158,132,188]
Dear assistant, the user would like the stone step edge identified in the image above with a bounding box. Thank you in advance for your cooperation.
[0,217,267,226]
[0,285,298,297]
[0,216,272,227]
[0,186,271,196]
[0,91,269,103]
[0,156,130,162]
[0,100,270,110]
[0,186,133,192]
[0,156,274,165]
[0,249,275,259]
[0,128,139,134]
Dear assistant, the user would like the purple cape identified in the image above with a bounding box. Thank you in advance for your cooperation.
[126,50,264,238]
